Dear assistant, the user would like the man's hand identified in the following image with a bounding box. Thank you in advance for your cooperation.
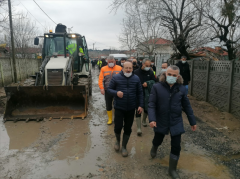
[117,91,123,98]
[150,121,157,128]
[100,89,105,95]
[191,125,197,131]
[142,82,147,87]
[137,107,143,114]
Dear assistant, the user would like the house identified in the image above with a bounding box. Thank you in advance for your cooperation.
[189,46,228,61]
[0,44,9,57]
[136,38,174,61]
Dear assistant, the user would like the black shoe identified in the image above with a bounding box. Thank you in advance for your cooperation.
[114,133,121,152]
[168,154,181,179]
[150,145,158,158]
[121,134,130,157]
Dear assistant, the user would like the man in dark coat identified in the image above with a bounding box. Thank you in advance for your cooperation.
[132,58,139,71]
[120,58,127,67]
[150,60,156,74]
[137,57,143,68]
[108,62,143,157]
[101,58,107,68]
[176,56,191,95]
[148,65,197,179]
[134,58,156,135]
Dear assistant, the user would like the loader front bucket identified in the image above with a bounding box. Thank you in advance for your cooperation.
[4,85,88,122]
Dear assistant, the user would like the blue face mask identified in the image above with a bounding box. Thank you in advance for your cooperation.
[166,75,177,85]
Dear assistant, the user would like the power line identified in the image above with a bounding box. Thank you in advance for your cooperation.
[86,37,110,47]
[18,0,45,29]
[32,0,57,25]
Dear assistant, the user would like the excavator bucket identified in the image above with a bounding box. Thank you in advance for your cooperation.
[3,85,88,122]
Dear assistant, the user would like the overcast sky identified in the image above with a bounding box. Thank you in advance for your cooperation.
[13,0,125,50]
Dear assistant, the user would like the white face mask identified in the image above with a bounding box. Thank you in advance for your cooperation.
[124,72,132,77]
[108,63,115,68]
[144,67,150,71]
[161,69,167,72]
[182,61,186,64]
[121,63,124,66]
[151,63,154,65]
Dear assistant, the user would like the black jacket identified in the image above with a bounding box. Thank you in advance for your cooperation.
[176,61,191,85]
[133,64,139,71]
[151,65,156,72]
[137,61,142,68]
[101,60,107,68]
[116,61,121,66]
[148,72,196,136]
[107,71,144,111]
[134,68,156,95]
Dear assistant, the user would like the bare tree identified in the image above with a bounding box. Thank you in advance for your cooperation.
[0,0,8,28]
[111,0,211,59]
[204,0,240,60]
[118,1,168,56]
[3,12,41,58]
[119,17,137,54]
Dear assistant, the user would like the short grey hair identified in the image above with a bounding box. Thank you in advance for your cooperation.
[107,56,115,61]
[167,65,180,74]
[142,58,151,64]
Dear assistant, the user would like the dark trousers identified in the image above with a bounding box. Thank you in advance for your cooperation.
[105,90,114,111]
[114,109,135,136]
[152,132,181,156]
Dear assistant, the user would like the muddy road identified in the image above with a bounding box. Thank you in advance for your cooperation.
[0,68,240,179]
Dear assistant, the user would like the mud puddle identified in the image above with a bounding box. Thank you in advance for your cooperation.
[0,69,110,179]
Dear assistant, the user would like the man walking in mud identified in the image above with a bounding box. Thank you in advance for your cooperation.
[148,65,197,179]
[107,61,143,157]
[98,56,122,125]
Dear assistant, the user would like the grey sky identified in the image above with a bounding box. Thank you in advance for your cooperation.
[13,0,125,50]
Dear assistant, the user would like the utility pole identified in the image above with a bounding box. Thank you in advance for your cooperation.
[93,42,96,50]
[8,0,17,83]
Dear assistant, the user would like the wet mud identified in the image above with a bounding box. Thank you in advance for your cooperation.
[0,68,240,179]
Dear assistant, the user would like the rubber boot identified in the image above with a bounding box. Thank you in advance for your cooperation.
[150,145,158,158]
[107,110,113,125]
[168,153,181,179]
[121,134,130,157]
[136,117,142,136]
[142,111,148,127]
[114,133,121,152]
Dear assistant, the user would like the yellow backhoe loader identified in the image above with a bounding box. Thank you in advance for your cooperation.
[4,24,92,122]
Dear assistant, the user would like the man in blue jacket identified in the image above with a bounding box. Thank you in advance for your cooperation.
[148,65,197,179]
[108,61,144,157]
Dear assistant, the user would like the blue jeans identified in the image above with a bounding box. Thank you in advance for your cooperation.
[184,85,188,95]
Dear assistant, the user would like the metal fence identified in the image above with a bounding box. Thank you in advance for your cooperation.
[185,60,240,118]
[0,57,42,87]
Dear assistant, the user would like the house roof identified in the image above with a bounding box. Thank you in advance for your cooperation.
[145,38,172,45]
[191,47,228,56]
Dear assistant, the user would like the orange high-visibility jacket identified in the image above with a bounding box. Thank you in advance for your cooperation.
[98,65,122,90]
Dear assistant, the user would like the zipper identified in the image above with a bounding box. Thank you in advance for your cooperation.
[127,77,129,110]
[168,88,179,126]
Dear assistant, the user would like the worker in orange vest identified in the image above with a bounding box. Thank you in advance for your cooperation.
[98,56,122,124]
